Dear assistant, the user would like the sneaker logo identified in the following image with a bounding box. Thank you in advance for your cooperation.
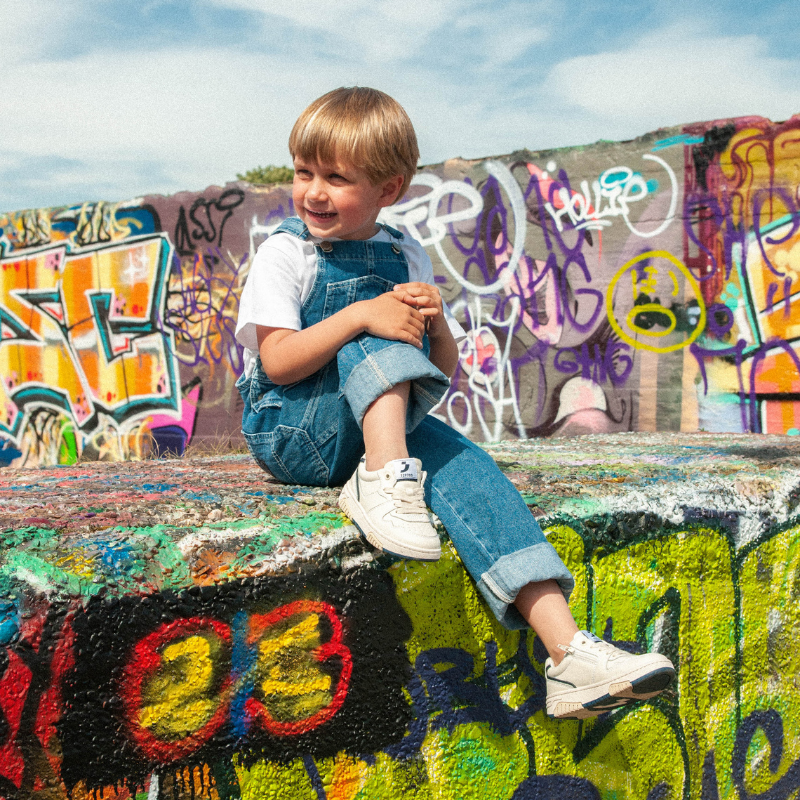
[393,459,418,482]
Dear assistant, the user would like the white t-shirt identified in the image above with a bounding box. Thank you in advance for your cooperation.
[236,226,466,378]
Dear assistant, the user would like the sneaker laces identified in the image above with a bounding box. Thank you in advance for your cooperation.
[385,476,429,520]
[559,635,624,660]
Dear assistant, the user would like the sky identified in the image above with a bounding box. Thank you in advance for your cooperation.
[2,0,800,213]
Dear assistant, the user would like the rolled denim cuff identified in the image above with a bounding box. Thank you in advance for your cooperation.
[476,542,575,630]
[341,342,450,432]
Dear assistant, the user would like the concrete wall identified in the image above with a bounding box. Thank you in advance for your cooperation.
[1,115,800,465]
[2,433,800,799]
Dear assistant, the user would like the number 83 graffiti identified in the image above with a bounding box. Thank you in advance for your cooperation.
[120,601,352,762]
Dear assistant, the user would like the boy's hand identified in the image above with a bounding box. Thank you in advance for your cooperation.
[357,291,427,347]
[392,282,448,338]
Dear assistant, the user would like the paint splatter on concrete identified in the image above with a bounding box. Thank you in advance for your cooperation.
[3,433,800,799]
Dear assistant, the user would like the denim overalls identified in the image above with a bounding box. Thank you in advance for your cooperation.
[237,217,573,628]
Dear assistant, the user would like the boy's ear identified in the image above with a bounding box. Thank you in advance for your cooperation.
[377,175,405,207]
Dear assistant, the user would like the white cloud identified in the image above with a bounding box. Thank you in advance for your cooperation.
[0,0,73,67]
[454,0,549,67]
[0,0,559,209]
[208,0,464,61]
[0,0,569,210]
[0,50,297,201]
[0,152,174,212]
[0,42,504,206]
[544,24,800,133]
[212,0,457,37]
[209,0,551,63]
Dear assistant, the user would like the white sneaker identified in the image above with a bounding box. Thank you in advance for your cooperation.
[545,630,675,719]
[338,457,441,561]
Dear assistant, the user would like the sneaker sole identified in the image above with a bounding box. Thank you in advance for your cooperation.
[338,486,441,562]
[547,664,674,719]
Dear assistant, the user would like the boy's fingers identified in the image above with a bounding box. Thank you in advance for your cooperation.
[394,282,439,296]
[386,290,427,315]
[390,288,418,304]
[402,327,423,346]
[399,293,437,308]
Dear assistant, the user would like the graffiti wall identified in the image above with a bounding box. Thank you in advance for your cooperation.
[1,433,800,799]
[2,114,800,465]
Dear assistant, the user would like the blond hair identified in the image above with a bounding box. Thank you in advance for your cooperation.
[289,87,419,200]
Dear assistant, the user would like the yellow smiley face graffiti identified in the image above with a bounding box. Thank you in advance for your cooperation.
[606,250,707,353]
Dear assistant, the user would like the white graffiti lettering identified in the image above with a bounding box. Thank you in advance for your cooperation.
[381,161,528,296]
[544,153,678,238]
[433,294,526,441]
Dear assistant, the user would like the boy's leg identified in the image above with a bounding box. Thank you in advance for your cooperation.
[361,381,410,470]
[336,336,444,560]
[406,415,574,626]
[337,332,450,435]
[513,580,578,662]
[407,416,674,719]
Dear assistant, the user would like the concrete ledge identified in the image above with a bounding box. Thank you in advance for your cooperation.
[2,432,800,799]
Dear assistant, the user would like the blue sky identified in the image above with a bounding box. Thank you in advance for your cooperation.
[2,0,799,212]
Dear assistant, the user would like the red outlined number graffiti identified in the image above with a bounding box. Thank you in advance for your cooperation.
[241,600,353,737]
[121,618,232,762]
[119,602,354,763]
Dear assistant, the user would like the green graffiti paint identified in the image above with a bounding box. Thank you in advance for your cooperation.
[2,437,800,798]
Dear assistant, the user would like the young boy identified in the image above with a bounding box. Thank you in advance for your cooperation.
[235,87,674,719]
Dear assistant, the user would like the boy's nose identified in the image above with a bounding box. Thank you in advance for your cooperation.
[306,179,328,202]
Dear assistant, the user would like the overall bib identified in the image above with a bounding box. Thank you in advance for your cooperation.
[237,217,573,628]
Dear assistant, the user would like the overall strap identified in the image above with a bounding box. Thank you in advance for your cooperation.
[379,222,405,240]
[272,216,310,239]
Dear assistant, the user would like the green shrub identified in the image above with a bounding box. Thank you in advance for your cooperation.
[236,165,294,185]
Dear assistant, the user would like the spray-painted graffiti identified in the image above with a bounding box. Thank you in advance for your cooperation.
[4,115,800,465]
[1,435,800,799]
[379,156,663,439]
[0,234,190,463]
[681,118,800,435]
[173,189,245,256]
[392,118,800,441]
[540,154,679,238]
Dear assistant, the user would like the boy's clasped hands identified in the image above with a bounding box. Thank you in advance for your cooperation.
[357,282,447,349]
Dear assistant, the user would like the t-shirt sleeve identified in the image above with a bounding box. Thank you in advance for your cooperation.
[403,237,467,343]
[235,235,306,352]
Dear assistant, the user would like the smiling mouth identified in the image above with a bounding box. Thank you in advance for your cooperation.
[305,208,336,219]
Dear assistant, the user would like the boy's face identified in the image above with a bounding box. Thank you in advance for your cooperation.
[292,155,403,240]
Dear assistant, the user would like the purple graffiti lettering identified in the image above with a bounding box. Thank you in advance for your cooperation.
[706,304,735,338]
[553,342,633,388]
[753,187,800,279]
[164,248,245,373]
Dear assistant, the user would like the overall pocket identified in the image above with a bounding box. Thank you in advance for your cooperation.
[321,275,395,320]
[250,372,283,413]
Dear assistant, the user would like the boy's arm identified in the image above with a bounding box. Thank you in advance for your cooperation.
[393,283,460,377]
[429,325,460,378]
[257,292,427,385]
